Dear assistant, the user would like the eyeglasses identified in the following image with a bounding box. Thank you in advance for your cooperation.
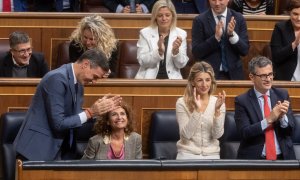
[253,72,274,80]
[13,47,32,56]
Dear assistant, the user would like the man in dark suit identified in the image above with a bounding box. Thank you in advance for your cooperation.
[0,31,49,78]
[103,0,155,13]
[192,0,249,80]
[13,49,122,161]
[235,56,296,160]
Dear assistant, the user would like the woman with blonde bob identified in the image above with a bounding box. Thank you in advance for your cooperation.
[176,62,226,159]
[69,15,118,77]
[82,102,142,160]
[135,0,189,79]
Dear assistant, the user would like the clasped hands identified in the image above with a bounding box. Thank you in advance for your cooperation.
[266,100,289,124]
[158,35,182,56]
[86,94,122,119]
[215,16,236,41]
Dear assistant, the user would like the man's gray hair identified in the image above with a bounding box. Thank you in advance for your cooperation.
[248,56,272,74]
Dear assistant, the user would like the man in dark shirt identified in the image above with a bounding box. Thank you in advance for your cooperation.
[0,31,49,78]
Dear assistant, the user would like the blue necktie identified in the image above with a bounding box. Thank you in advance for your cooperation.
[217,15,228,72]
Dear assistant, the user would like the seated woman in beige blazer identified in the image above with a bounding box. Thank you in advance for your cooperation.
[82,102,142,160]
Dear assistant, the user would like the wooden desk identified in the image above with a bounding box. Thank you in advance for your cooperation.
[17,159,300,180]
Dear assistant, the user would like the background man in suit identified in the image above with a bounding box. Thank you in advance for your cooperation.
[192,0,249,80]
[235,56,296,160]
[103,0,155,13]
[0,31,49,78]
[14,49,122,161]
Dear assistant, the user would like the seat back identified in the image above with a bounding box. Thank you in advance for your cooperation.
[292,114,300,159]
[56,41,71,69]
[0,39,10,55]
[220,111,240,159]
[118,40,140,78]
[149,110,179,159]
[0,112,26,180]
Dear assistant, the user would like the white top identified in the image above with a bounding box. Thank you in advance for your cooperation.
[176,96,225,157]
[291,45,300,81]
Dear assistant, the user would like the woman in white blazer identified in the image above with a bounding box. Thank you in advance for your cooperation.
[135,0,189,79]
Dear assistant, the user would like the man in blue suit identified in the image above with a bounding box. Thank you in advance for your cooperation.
[192,0,249,80]
[13,49,122,161]
[235,56,296,160]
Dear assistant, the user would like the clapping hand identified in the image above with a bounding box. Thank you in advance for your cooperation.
[215,19,224,41]
[268,100,289,124]
[215,90,226,110]
[89,94,122,118]
[158,35,166,56]
[193,87,202,112]
[172,36,182,55]
[227,16,236,36]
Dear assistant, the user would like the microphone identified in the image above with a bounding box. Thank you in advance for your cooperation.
[129,0,136,13]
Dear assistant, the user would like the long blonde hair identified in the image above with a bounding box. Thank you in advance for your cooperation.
[70,15,117,59]
[184,62,217,112]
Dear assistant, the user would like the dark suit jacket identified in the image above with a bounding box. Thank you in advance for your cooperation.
[69,40,119,78]
[234,87,296,160]
[0,52,49,78]
[103,0,155,12]
[192,8,249,80]
[270,20,297,80]
[13,63,84,160]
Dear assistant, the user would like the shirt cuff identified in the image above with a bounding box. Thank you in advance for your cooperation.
[279,114,288,128]
[229,31,239,44]
[79,111,88,124]
[261,118,268,130]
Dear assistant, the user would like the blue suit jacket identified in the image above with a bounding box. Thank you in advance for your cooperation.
[192,8,249,80]
[234,87,296,160]
[13,63,83,160]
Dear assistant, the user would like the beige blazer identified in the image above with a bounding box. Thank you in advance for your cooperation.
[82,132,142,160]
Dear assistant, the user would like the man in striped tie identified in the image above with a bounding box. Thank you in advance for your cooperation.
[234,56,296,160]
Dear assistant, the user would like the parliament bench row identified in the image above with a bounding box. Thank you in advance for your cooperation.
[2,110,300,180]
[0,38,272,79]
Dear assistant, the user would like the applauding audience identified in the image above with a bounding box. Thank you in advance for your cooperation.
[270,0,300,81]
[192,0,249,80]
[135,0,189,79]
[176,62,226,159]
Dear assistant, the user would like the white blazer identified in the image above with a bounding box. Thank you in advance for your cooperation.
[135,26,189,79]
